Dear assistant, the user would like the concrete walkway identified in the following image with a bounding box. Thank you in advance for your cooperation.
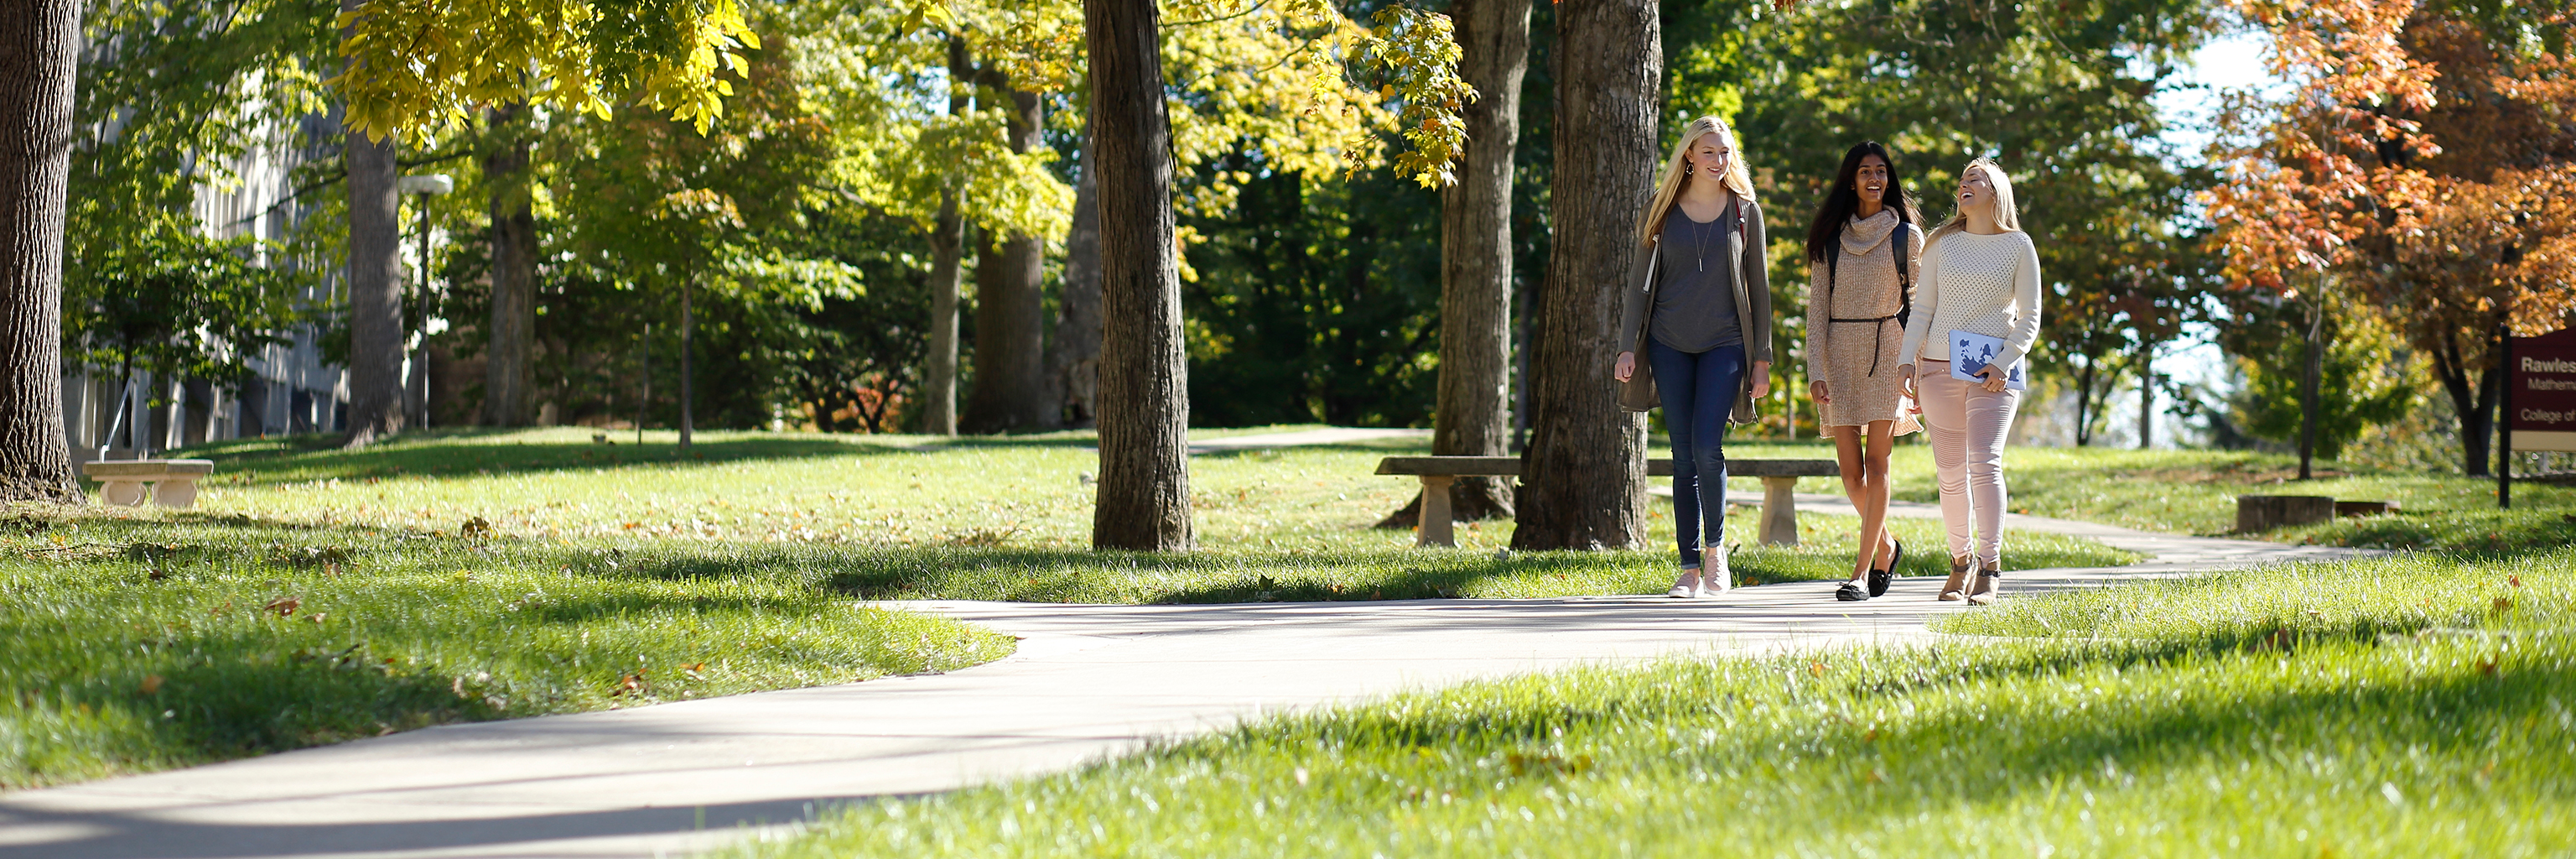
[0,514,2372,859]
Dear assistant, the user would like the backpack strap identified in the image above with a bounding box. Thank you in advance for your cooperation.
[1893,221,1913,326]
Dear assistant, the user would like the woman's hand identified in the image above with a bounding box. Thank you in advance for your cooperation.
[1614,351,1636,383]
[1898,364,1917,400]
[1974,364,2008,393]
[1749,361,1772,399]
[1810,379,1830,405]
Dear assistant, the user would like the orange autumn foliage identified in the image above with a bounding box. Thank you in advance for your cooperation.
[2205,0,2441,291]
[2206,0,2574,472]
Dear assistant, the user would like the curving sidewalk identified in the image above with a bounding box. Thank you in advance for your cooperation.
[0,513,2373,859]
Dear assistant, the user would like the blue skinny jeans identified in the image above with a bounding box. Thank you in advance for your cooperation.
[1646,337,1745,568]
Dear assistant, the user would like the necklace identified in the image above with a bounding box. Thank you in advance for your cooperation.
[1691,209,1717,272]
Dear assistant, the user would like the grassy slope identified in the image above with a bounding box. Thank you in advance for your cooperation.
[740,549,2576,858]
[0,513,1012,790]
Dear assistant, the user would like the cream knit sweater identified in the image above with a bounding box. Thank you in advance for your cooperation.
[1897,230,2043,371]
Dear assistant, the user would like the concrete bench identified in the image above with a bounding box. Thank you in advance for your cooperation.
[1375,456,1840,548]
[82,460,214,508]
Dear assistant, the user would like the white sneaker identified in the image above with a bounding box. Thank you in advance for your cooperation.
[1699,557,1732,596]
[1668,568,1700,598]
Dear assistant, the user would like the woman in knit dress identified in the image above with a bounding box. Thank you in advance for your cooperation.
[1898,158,2043,605]
[1803,142,1924,602]
[1612,115,1774,598]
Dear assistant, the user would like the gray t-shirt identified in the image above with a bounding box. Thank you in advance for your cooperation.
[1649,209,1742,353]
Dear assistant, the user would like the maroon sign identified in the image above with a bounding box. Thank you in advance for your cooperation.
[2510,327,2576,451]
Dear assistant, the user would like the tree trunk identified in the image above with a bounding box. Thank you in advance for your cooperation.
[341,127,404,447]
[2297,297,2321,480]
[482,102,536,427]
[678,272,693,449]
[1511,0,1656,551]
[2074,359,2096,446]
[1046,115,1104,430]
[2137,340,2153,449]
[2434,328,2499,477]
[920,49,971,439]
[0,0,80,502]
[922,191,963,435]
[1087,0,1192,551]
[1417,0,1530,524]
[961,86,1051,434]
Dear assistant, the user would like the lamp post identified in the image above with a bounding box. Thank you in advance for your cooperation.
[397,174,452,430]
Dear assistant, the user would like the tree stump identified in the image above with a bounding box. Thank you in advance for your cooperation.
[2236,495,2334,532]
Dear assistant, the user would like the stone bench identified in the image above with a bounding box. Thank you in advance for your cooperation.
[1375,456,1841,548]
[82,460,214,508]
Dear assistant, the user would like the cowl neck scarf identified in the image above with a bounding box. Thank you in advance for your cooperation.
[1841,208,1900,257]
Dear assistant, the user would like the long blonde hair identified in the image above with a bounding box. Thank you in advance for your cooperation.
[1635,116,1757,247]
[1926,157,2021,244]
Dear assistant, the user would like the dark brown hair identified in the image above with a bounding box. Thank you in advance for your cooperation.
[1804,141,1922,263]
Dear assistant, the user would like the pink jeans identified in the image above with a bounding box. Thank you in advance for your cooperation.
[1916,359,2020,565]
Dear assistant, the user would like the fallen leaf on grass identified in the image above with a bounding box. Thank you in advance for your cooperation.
[265,596,301,617]
[139,674,163,695]
[610,672,649,697]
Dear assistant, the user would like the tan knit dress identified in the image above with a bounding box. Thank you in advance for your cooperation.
[1806,209,1924,428]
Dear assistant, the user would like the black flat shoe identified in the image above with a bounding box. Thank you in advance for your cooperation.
[1869,539,1903,597]
[1834,580,1870,601]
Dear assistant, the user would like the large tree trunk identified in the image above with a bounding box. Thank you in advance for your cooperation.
[1413,0,1531,525]
[482,102,536,427]
[961,86,1051,434]
[341,128,404,446]
[1087,0,1192,551]
[922,192,963,435]
[1046,117,1103,430]
[1510,0,1657,551]
[0,0,81,502]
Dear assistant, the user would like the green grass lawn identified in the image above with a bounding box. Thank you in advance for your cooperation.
[735,549,2576,858]
[3,427,2142,790]
[0,512,1011,789]
[165,428,2131,596]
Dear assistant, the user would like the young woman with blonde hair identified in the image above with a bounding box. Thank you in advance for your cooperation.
[1613,116,1773,598]
[1897,158,2042,605]
[1803,141,1924,602]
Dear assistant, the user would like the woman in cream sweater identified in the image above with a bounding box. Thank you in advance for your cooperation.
[1897,158,2042,605]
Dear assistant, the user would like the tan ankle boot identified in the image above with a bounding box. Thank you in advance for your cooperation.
[1966,560,2001,605]
[1938,555,1971,601]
